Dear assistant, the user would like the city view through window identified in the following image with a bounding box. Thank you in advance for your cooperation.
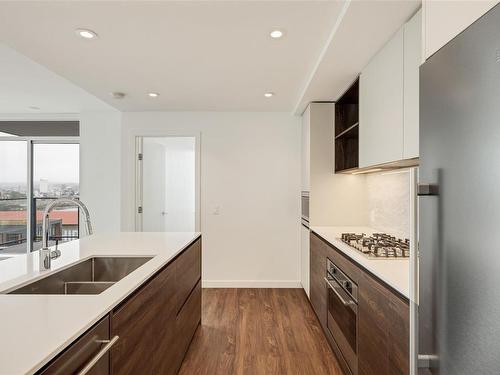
[0,141,79,255]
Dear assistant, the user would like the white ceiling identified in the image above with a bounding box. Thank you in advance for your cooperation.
[0,1,344,112]
[0,1,420,113]
[0,43,113,114]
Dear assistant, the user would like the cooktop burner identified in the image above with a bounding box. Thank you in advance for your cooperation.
[340,233,410,259]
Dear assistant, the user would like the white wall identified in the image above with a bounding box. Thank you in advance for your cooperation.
[121,112,301,287]
[79,111,122,234]
[309,103,368,227]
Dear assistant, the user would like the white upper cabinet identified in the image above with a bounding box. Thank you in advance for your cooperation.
[403,9,422,160]
[423,0,497,60]
[301,105,311,191]
[359,10,422,168]
[359,28,404,168]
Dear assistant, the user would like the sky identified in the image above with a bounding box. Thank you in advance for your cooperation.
[0,141,79,184]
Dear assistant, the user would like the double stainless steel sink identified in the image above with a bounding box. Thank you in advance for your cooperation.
[7,257,153,295]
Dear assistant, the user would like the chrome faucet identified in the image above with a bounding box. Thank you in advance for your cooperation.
[39,198,93,270]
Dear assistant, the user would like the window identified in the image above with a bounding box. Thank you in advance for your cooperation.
[33,143,80,250]
[0,138,79,255]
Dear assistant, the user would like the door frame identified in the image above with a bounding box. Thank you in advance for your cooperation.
[134,134,201,232]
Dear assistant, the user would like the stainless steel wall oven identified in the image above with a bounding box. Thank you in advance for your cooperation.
[325,258,358,375]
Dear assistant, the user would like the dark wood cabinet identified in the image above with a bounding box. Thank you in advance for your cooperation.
[40,316,110,375]
[154,265,179,375]
[175,239,201,314]
[177,280,202,357]
[358,272,409,375]
[387,292,409,375]
[111,266,162,374]
[310,233,328,329]
[111,238,202,375]
[309,232,409,375]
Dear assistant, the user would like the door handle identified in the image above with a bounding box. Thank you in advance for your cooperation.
[417,183,439,196]
[77,335,119,375]
[324,277,356,307]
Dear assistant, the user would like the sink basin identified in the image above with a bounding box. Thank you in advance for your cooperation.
[7,256,153,295]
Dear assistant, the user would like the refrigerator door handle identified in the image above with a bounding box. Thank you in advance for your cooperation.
[417,183,439,196]
[417,354,439,369]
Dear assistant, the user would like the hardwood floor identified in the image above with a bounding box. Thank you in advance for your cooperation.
[178,288,343,375]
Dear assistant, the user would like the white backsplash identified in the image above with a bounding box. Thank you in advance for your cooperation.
[366,170,410,239]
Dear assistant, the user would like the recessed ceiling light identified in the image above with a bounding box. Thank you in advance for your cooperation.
[264,92,275,98]
[110,92,126,99]
[270,29,285,39]
[148,92,160,98]
[75,28,98,39]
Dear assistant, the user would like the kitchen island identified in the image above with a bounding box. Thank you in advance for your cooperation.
[0,231,201,375]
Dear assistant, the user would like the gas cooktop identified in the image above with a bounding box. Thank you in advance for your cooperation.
[340,233,410,259]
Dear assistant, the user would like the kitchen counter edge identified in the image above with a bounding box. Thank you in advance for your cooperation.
[310,226,409,299]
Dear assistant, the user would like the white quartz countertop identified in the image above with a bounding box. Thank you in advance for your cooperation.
[310,226,409,299]
[0,232,201,375]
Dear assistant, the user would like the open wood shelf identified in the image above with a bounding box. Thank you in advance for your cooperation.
[335,122,358,139]
[335,78,359,172]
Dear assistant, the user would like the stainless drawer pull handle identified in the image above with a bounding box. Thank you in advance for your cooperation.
[324,277,355,306]
[417,354,439,369]
[77,335,119,375]
[417,183,439,196]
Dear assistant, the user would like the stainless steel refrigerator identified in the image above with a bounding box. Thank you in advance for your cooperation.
[418,4,500,374]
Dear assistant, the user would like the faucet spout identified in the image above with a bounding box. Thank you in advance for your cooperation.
[40,198,93,270]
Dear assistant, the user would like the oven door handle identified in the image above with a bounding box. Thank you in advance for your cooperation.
[324,277,356,307]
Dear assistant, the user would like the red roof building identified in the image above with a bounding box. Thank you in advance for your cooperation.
[0,210,78,225]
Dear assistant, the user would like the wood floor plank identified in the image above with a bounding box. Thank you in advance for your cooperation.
[178,288,343,375]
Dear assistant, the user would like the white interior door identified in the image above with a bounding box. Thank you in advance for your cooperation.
[163,137,195,231]
[137,136,197,232]
[142,138,167,232]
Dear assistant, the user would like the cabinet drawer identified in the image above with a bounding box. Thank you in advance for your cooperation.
[310,233,328,327]
[153,265,178,375]
[358,272,409,375]
[40,316,110,375]
[175,239,201,313]
[111,269,161,374]
[177,280,201,358]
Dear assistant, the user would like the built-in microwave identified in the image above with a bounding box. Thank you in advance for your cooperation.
[301,191,309,227]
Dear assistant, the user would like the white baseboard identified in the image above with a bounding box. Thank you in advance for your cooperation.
[202,280,302,288]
